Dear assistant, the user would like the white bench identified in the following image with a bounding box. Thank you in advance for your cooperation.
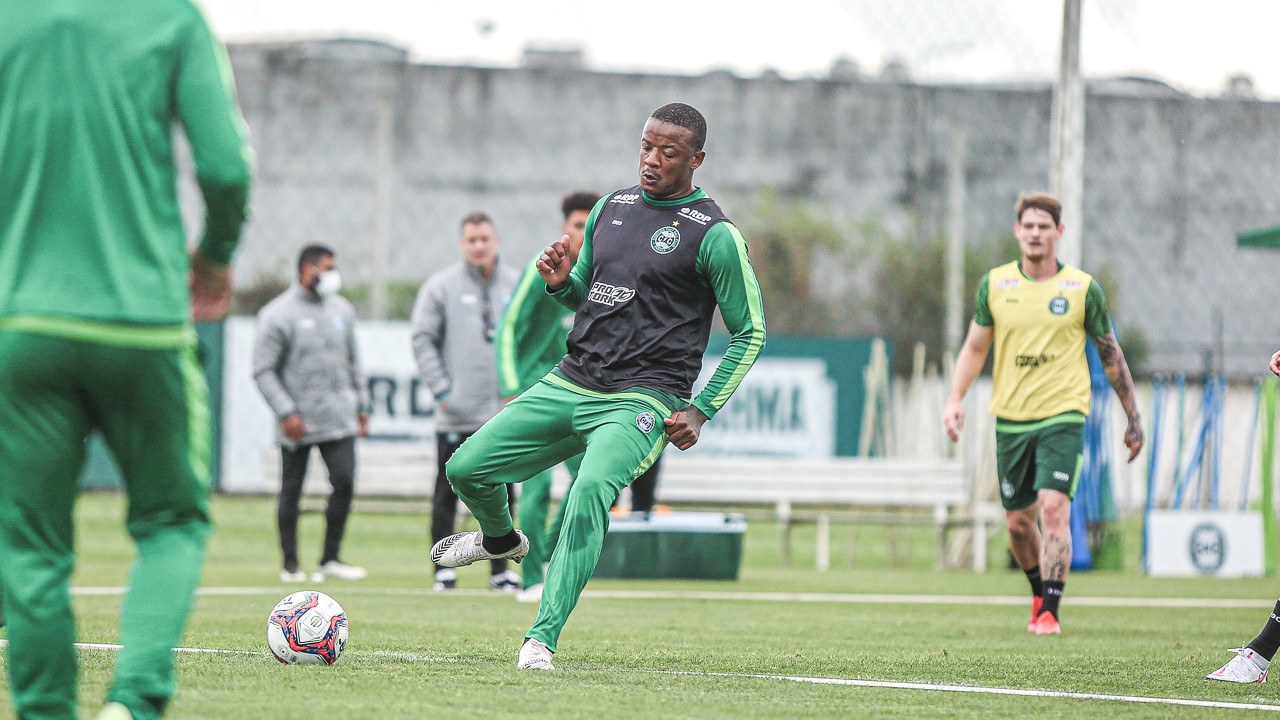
[651,454,1002,571]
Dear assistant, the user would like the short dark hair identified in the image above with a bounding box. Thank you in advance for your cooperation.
[297,244,335,275]
[649,102,707,151]
[561,191,600,220]
[1015,192,1062,226]
[460,210,493,230]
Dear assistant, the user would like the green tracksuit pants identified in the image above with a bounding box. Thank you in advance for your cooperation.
[517,452,582,590]
[0,330,212,720]
[446,374,671,652]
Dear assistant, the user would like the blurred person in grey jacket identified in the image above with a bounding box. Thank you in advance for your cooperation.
[411,211,521,592]
[254,244,371,584]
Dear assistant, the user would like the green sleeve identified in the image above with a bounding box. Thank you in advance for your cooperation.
[496,259,546,397]
[178,6,253,264]
[691,222,767,419]
[1084,279,1113,337]
[548,196,608,310]
[973,274,993,327]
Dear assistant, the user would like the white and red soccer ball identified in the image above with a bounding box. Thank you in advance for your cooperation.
[266,591,348,665]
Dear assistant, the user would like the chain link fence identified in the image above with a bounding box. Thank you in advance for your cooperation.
[182,2,1280,506]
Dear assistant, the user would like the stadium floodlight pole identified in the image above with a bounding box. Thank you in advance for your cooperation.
[1049,0,1084,267]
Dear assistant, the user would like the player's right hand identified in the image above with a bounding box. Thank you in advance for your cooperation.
[536,236,572,291]
[942,400,964,442]
[189,248,233,322]
[1270,350,1280,377]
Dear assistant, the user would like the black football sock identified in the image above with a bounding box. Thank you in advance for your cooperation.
[1247,600,1280,662]
[1024,565,1044,598]
[1041,580,1064,619]
[482,530,520,554]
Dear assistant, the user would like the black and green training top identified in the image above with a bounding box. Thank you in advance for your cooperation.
[550,186,767,419]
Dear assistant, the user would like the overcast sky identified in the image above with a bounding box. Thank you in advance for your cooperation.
[196,0,1279,99]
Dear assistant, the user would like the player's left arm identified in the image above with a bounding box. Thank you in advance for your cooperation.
[666,222,767,450]
[1086,279,1143,462]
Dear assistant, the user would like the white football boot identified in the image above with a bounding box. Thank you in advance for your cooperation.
[1206,647,1269,683]
[516,582,544,604]
[312,560,368,582]
[517,638,555,670]
[431,530,529,568]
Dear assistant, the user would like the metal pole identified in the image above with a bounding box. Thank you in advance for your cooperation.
[945,121,966,360]
[1049,0,1085,267]
[370,82,394,320]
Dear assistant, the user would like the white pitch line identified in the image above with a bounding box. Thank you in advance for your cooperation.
[652,670,1280,713]
[67,586,1271,609]
[5,637,1272,712]
[0,640,258,656]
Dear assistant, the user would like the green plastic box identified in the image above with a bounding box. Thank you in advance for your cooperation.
[592,512,747,580]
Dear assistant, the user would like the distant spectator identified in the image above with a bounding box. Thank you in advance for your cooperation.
[412,211,521,592]
[254,245,371,584]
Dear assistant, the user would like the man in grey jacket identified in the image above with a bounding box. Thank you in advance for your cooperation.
[412,211,521,591]
[254,244,371,583]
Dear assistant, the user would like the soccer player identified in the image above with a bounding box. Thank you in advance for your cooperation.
[432,103,766,669]
[943,192,1142,636]
[0,2,252,719]
[495,191,599,604]
[1204,348,1280,683]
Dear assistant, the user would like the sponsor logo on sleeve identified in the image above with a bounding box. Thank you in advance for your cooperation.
[996,278,1020,288]
[610,193,640,205]
[1058,279,1083,289]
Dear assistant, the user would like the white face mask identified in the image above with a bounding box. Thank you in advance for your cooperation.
[314,269,342,297]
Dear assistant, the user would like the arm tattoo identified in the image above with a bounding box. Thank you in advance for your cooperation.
[1094,333,1144,446]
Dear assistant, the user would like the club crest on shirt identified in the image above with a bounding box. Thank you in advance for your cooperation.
[1048,296,1069,315]
[650,226,681,254]
[636,411,656,434]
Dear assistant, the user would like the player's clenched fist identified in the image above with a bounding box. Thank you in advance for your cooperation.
[536,235,571,291]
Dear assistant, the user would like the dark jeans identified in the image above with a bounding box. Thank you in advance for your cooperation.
[612,453,663,513]
[433,431,516,574]
[278,436,356,570]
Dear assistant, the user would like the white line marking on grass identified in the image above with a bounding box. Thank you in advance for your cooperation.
[653,670,1280,712]
[68,586,1268,609]
[0,640,259,655]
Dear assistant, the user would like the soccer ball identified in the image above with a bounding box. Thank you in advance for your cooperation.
[266,591,348,665]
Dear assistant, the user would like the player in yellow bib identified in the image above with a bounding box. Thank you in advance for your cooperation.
[943,192,1142,636]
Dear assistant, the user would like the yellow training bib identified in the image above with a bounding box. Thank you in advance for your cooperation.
[986,261,1093,420]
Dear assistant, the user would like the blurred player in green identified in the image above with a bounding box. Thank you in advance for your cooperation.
[0,2,253,718]
[495,191,598,603]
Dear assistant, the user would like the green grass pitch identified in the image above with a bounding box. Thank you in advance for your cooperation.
[2,492,1279,718]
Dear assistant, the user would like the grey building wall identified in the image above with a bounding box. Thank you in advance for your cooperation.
[208,39,1280,376]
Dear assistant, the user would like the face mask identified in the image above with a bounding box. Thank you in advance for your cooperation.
[314,269,342,297]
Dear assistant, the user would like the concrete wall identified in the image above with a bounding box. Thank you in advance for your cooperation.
[208,40,1280,376]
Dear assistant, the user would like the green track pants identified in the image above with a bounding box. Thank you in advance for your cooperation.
[0,330,212,720]
[446,375,671,652]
